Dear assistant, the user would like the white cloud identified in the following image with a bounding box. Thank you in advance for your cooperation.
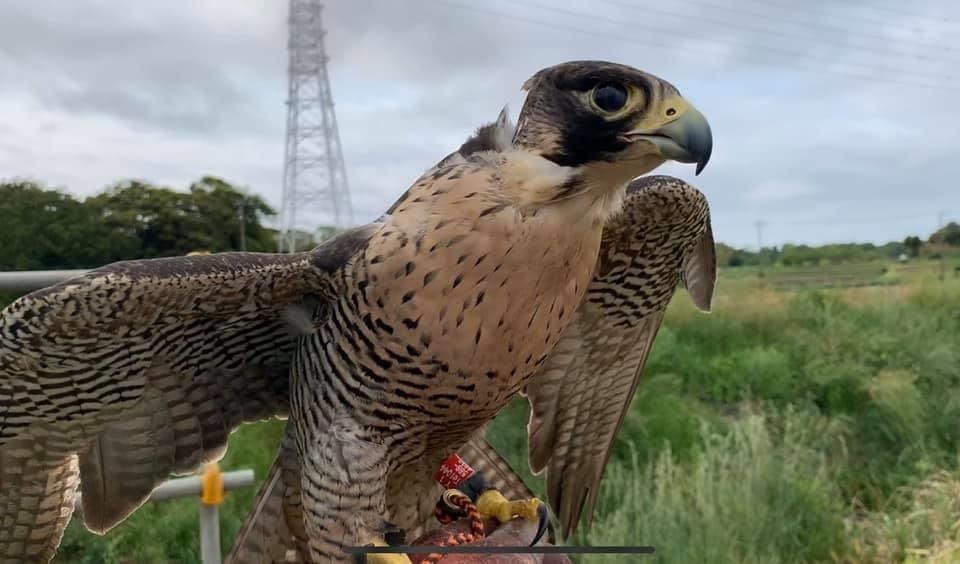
[746,180,820,203]
[0,0,957,246]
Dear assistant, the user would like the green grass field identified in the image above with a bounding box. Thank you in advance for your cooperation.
[24,259,960,563]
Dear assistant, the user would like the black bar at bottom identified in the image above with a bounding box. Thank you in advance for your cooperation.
[344,545,656,555]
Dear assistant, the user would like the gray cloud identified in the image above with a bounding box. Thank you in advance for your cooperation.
[0,0,958,247]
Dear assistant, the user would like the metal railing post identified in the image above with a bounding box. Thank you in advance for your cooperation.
[199,503,222,564]
[199,462,226,564]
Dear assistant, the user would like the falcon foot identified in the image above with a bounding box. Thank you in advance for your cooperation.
[445,466,544,526]
[436,455,550,546]
[352,522,411,564]
[476,489,545,526]
[361,554,412,564]
[475,489,551,547]
[353,540,413,564]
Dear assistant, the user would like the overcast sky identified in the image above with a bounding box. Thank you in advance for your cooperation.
[1,0,958,248]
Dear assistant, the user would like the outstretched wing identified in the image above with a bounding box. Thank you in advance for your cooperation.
[522,175,716,538]
[0,224,377,562]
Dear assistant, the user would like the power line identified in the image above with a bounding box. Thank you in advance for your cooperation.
[740,0,960,35]
[432,0,960,92]
[602,0,960,65]
[502,0,957,83]
[782,211,954,226]
[785,0,960,28]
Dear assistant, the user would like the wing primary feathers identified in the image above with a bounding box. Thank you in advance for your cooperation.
[523,175,714,539]
[225,424,307,562]
[405,105,517,188]
[224,456,291,564]
[0,433,80,563]
[681,216,717,312]
[77,385,177,533]
[455,105,516,157]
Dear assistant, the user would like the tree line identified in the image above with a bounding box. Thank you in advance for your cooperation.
[3,177,958,272]
[0,176,298,270]
[716,223,960,269]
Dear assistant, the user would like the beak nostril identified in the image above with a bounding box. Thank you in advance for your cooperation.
[666,108,677,117]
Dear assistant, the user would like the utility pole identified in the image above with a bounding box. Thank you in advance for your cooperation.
[938,211,945,282]
[278,0,354,253]
[236,198,247,252]
[754,219,767,277]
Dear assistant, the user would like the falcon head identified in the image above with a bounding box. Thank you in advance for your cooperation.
[513,60,712,185]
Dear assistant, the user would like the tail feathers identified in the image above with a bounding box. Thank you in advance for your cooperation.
[224,460,295,563]
[226,424,306,563]
[457,435,535,503]
[0,432,80,564]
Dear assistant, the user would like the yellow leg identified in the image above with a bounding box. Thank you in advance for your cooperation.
[475,489,544,523]
[362,537,413,564]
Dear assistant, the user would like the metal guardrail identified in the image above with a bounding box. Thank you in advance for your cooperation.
[73,468,256,509]
[0,269,90,293]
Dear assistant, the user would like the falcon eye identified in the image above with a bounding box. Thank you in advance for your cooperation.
[591,83,628,113]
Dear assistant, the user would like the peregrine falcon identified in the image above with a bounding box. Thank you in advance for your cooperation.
[226,108,716,563]
[0,60,714,563]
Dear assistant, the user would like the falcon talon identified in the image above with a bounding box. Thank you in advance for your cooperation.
[531,503,551,546]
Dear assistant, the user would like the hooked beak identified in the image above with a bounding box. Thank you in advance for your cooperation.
[625,102,713,175]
